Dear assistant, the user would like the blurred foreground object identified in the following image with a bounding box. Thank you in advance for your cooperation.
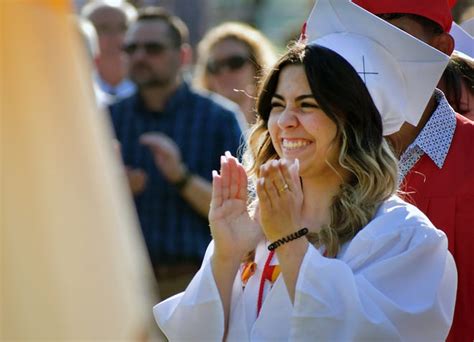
[1,0,154,339]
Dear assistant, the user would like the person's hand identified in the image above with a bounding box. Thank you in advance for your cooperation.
[126,167,148,195]
[257,159,303,242]
[140,132,186,183]
[113,140,148,195]
[209,152,263,261]
[112,139,122,160]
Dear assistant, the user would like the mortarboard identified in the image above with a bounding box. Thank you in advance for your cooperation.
[460,17,474,36]
[303,0,450,135]
[450,22,474,57]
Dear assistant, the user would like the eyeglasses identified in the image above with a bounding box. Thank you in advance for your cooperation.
[122,42,170,56]
[206,55,250,75]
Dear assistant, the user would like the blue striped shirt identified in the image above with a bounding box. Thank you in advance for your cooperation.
[109,82,243,266]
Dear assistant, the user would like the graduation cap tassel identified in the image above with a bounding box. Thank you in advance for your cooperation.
[299,22,308,43]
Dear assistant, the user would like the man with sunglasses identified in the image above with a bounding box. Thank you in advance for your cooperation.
[109,7,243,300]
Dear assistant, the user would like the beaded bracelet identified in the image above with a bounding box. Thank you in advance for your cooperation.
[267,227,309,251]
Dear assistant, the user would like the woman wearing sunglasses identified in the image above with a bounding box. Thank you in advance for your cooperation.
[194,22,276,125]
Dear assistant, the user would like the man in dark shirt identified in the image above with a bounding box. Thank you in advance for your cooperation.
[109,7,243,299]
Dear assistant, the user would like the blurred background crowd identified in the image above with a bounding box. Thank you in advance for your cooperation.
[2,0,472,340]
[72,0,474,299]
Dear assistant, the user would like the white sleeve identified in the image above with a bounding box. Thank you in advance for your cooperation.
[291,225,457,341]
[152,242,225,341]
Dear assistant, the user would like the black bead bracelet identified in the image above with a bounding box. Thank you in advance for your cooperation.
[267,227,309,251]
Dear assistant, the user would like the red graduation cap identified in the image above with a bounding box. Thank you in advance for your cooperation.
[352,0,453,32]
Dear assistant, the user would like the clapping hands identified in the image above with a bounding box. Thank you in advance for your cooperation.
[140,132,186,183]
[209,152,262,261]
[257,159,303,242]
[209,153,303,260]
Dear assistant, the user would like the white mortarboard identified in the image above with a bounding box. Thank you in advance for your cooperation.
[303,0,450,135]
[451,22,474,57]
[460,17,474,36]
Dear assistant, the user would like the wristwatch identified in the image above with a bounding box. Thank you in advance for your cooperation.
[173,166,192,191]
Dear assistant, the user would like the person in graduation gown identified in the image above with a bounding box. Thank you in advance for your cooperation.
[153,1,457,340]
[353,1,474,340]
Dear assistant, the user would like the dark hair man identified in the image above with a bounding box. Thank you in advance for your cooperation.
[109,7,243,300]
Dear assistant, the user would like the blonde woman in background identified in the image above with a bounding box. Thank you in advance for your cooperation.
[194,22,276,125]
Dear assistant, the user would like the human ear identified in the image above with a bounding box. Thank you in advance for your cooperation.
[180,43,193,66]
[431,32,455,56]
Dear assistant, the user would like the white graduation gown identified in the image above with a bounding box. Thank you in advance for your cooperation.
[154,196,457,341]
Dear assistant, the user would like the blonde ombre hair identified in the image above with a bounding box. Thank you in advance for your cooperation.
[244,43,398,257]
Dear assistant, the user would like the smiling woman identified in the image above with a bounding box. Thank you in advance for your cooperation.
[248,43,397,257]
[153,1,456,340]
[267,67,340,180]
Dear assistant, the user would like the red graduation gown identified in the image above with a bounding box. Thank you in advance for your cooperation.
[401,114,474,342]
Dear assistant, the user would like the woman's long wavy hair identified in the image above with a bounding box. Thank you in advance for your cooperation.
[244,43,399,257]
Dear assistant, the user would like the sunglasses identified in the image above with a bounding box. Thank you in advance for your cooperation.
[206,55,250,75]
[122,42,170,56]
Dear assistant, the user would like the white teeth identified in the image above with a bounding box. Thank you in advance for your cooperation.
[282,139,310,149]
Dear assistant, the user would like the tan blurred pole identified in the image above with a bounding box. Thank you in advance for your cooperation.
[0,0,156,339]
